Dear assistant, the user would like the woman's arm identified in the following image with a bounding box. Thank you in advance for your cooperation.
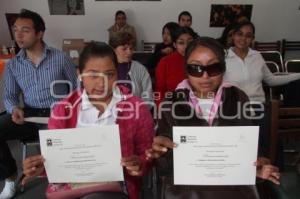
[122,101,154,176]
[263,62,300,86]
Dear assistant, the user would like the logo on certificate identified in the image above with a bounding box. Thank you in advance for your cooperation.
[180,136,186,143]
[179,135,197,144]
[47,139,53,146]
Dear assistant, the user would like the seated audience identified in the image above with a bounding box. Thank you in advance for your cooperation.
[147,37,280,199]
[155,26,196,106]
[22,42,154,199]
[108,10,137,49]
[0,9,77,199]
[109,32,153,105]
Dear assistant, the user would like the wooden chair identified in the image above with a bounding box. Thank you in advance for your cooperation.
[260,51,284,72]
[269,100,300,164]
[284,59,300,73]
[268,99,300,199]
[141,40,159,53]
[254,41,282,52]
[132,51,153,69]
[263,62,280,101]
[282,39,300,59]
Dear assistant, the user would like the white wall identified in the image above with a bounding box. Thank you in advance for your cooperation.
[0,0,300,50]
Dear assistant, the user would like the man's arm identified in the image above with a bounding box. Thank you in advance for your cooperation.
[63,55,78,91]
[4,63,21,114]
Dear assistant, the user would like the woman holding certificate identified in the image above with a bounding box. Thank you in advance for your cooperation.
[22,42,154,199]
[146,37,280,199]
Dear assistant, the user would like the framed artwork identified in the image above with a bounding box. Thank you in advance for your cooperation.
[5,13,18,40]
[48,0,85,15]
[210,4,253,27]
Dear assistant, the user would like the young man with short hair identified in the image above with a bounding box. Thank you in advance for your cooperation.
[0,9,77,199]
[178,11,192,27]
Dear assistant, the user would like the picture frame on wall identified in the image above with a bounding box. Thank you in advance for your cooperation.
[48,0,85,15]
[210,4,253,27]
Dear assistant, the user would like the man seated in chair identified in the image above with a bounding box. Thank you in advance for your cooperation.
[0,9,77,199]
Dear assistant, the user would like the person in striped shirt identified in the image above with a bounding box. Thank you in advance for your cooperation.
[0,9,77,199]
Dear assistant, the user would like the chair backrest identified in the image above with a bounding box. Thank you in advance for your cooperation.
[263,61,280,101]
[254,41,282,52]
[260,51,284,72]
[265,61,280,73]
[132,51,153,69]
[285,59,300,73]
[141,40,159,53]
[282,39,300,58]
[269,100,300,163]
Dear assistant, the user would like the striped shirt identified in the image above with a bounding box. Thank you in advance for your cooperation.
[4,44,78,113]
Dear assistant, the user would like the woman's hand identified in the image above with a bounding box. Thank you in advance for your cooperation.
[256,157,280,185]
[145,136,176,159]
[22,155,45,185]
[121,155,142,176]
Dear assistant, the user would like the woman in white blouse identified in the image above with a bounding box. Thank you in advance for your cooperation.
[224,21,300,103]
[224,21,300,165]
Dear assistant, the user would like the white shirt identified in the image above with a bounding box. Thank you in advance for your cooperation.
[224,48,300,102]
[197,98,214,122]
[76,88,122,127]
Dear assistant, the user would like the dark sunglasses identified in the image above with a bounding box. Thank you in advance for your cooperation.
[186,63,225,77]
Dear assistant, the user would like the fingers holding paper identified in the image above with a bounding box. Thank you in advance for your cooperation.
[121,155,142,176]
[256,161,280,185]
[146,136,177,159]
[22,155,45,185]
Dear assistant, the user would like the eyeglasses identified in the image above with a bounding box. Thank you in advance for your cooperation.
[186,63,225,77]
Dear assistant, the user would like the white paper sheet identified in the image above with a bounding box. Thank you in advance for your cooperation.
[39,125,124,183]
[173,126,259,185]
[24,117,49,124]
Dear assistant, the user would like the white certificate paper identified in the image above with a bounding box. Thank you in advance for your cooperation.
[39,125,124,183]
[173,126,259,185]
[24,117,49,124]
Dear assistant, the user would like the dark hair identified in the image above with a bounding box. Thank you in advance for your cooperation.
[162,22,180,43]
[217,23,236,48]
[185,37,226,72]
[78,42,118,73]
[232,21,255,36]
[109,32,133,49]
[178,11,192,22]
[115,10,126,19]
[172,26,197,43]
[17,9,46,33]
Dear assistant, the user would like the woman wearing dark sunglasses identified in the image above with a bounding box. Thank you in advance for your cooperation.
[146,37,280,199]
